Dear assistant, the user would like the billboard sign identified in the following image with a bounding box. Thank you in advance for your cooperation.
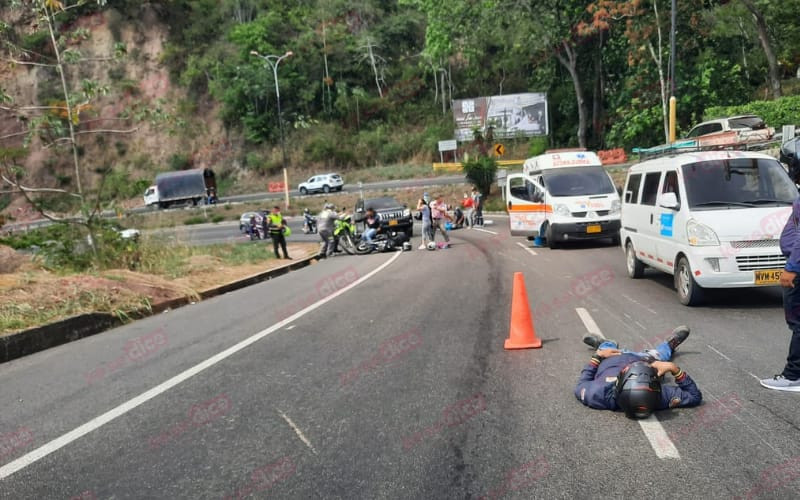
[452,93,548,142]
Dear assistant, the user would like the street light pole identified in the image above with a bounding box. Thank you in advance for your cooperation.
[669,0,677,143]
[251,49,293,209]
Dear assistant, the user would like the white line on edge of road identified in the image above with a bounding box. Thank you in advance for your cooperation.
[278,410,317,455]
[515,242,537,256]
[473,227,498,235]
[0,253,402,480]
[575,308,680,460]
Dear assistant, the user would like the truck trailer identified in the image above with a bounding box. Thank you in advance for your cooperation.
[144,168,216,209]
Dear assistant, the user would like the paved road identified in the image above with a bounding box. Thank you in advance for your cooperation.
[1,175,469,232]
[1,220,798,499]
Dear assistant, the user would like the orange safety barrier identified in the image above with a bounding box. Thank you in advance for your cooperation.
[598,148,628,165]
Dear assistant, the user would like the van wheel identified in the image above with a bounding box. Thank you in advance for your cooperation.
[675,256,705,306]
[625,241,645,279]
[323,185,330,193]
[545,224,559,249]
[300,187,308,195]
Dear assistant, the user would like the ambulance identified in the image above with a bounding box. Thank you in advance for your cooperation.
[504,150,621,248]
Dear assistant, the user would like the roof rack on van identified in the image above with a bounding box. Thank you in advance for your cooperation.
[544,148,587,153]
[631,139,780,161]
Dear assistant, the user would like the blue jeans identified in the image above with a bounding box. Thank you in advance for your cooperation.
[597,340,673,362]
[362,228,377,244]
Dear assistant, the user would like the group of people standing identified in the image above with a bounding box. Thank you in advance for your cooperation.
[417,187,484,250]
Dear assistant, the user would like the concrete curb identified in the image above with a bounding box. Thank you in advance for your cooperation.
[0,253,319,364]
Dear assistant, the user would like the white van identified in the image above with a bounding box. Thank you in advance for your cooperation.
[620,150,795,305]
[504,150,621,247]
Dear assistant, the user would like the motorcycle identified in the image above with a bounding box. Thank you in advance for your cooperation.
[302,213,318,234]
[354,230,408,254]
[332,213,359,255]
[248,215,269,241]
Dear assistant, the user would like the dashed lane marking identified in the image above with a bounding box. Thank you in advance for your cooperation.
[515,242,538,256]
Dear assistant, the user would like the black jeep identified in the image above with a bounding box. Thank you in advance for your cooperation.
[355,196,414,237]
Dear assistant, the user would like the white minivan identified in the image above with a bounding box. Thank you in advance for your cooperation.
[620,150,795,305]
[505,150,621,247]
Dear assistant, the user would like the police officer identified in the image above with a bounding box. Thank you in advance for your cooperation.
[576,326,702,418]
[267,206,290,260]
[762,158,800,391]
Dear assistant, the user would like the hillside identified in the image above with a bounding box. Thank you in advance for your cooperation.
[2,0,800,222]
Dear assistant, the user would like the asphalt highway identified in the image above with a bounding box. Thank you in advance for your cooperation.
[1,220,798,499]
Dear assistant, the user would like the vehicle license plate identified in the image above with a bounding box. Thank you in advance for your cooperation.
[389,220,398,226]
[586,225,601,234]
[754,269,782,285]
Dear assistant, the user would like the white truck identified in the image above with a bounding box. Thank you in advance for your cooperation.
[144,168,216,209]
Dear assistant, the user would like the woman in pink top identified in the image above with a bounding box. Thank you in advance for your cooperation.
[429,194,451,246]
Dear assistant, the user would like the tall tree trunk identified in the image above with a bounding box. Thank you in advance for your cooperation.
[555,42,587,149]
[592,33,604,147]
[740,0,782,98]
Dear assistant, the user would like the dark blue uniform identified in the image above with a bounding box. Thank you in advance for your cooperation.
[575,353,702,411]
[779,197,800,379]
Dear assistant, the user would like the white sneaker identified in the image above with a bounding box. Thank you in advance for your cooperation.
[760,375,800,392]
[418,244,426,250]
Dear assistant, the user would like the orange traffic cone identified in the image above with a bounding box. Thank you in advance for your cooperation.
[504,272,543,349]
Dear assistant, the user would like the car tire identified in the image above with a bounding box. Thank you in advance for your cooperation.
[323,185,330,193]
[625,240,645,279]
[675,256,705,306]
[300,187,308,195]
[545,223,559,249]
[337,186,343,191]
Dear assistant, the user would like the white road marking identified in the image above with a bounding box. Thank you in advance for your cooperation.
[515,242,538,256]
[746,371,762,381]
[707,344,733,362]
[576,308,605,339]
[575,308,680,460]
[0,253,402,480]
[621,294,659,315]
[286,325,296,330]
[473,227,498,235]
[278,410,317,455]
[639,416,681,459]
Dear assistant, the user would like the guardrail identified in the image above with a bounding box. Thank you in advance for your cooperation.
[433,159,525,172]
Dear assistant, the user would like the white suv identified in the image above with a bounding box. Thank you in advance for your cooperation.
[620,151,795,305]
[298,173,344,195]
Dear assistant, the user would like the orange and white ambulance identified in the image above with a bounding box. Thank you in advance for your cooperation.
[504,150,621,247]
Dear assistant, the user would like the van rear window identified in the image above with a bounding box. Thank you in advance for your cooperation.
[625,173,642,203]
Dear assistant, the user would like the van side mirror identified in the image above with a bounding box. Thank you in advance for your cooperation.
[659,192,680,210]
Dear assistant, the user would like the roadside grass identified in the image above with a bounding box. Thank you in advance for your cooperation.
[0,238,317,335]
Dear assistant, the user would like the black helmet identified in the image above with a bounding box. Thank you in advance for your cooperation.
[614,361,661,419]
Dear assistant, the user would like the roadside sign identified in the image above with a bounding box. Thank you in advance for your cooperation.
[268,182,286,193]
[494,143,505,156]
[438,140,457,152]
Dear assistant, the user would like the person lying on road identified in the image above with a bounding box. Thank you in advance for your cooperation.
[575,326,702,418]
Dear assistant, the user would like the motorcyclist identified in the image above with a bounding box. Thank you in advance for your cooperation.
[317,203,338,258]
[303,208,317,234]
[361,207,381,249]
[575,326,702,418]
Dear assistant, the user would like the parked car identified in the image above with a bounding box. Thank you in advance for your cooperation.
[354,196,414,237]
[298,173,344,195]
[620,150,795,306]
[684,115,774,145]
